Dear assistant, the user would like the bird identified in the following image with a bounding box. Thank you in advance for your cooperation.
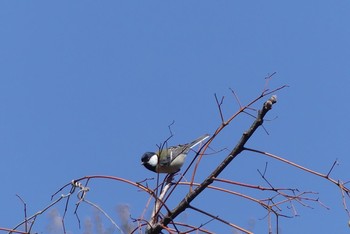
[141,134,210,173]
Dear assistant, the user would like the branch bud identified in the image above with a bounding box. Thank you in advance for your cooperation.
[264,95,277,110]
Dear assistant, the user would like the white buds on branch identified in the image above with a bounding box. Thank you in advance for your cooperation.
[264,95,277,110]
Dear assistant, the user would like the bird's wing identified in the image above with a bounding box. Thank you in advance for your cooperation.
[158,134,210,166]
[158,145,189,166]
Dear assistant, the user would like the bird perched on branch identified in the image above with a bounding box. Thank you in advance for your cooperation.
[141,134,210,174]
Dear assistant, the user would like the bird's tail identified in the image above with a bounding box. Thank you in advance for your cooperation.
[189,134,210,149]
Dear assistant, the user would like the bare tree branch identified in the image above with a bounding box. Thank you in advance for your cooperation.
[147,95,278,233]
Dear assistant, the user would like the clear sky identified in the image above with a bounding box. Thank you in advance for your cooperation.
[1,1,350,234]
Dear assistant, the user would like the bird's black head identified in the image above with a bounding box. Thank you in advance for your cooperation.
[141,152,158,172]
[141,152,154,163]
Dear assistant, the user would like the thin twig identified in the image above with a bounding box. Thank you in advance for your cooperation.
[263,72,277,95]
[229,88,242,109]
[188,205,253,234]
[326,159,338,178]
[0,227,28,234]
[83,199,124,234]
[169,221,213,234]
[257,162,275,189]
[213,177,297,192]
[214,93,225,123]
[245,148,349,193]
[11,193,71,233]
[339,182,350,218]
[15,194,28,233]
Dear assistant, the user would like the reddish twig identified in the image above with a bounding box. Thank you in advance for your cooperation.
[188,205,253,234]
[0,227,28,234]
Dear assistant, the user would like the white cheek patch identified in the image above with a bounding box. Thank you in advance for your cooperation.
[148,154,158,166]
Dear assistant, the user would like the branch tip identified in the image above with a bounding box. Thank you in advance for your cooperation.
[264,95,277,110]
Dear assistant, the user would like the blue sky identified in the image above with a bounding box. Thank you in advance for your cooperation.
[1,1,350,233]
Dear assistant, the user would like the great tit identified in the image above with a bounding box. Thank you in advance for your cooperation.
[141,134,210,173]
